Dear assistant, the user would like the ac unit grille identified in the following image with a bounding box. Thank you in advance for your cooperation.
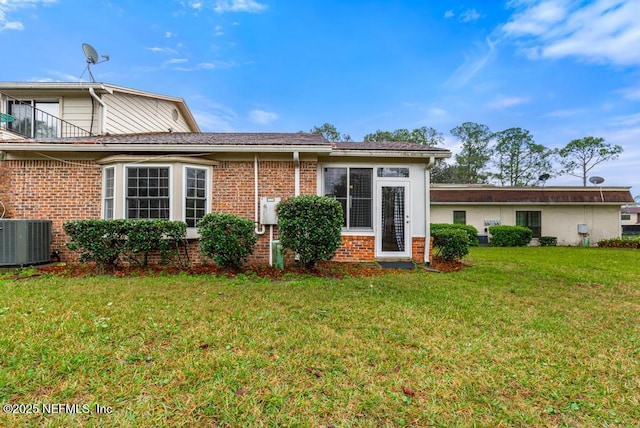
[0,220,52,266]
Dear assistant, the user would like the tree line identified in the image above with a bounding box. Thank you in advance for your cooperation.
[310,122,623,187]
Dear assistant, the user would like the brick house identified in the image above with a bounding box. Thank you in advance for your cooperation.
[0,132,450,265]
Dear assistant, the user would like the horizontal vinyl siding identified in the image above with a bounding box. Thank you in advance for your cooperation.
[103,93,191,134]
[61,97,97,135]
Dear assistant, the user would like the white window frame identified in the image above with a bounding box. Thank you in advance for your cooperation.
[123,164,173,221]
[322,166,374,232]
[182,165,211,229]
[102,166,115,219]
[101,162,212,237]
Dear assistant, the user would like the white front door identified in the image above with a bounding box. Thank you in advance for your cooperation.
[376,181,411,258]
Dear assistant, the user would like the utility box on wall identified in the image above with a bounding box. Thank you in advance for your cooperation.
[577,223,588,234]
[261,197,281,225]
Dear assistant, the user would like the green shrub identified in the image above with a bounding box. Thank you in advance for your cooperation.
[488,225,533,247]
[431,228,469,262]
[64,219,187,271]
[277,195,343,269]
[597,237,640,248]
[198,213,257,269]
[538,236,558,246]
[431,223,479,246]
[64,220,125,271]
[122,220,187,266]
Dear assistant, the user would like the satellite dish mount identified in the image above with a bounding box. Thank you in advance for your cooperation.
[589,176,605,202]
[82,43,109,82]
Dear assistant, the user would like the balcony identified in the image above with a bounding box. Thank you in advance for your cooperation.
[0,93,93,139]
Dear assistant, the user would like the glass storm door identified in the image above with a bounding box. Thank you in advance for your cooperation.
[376,182,411,258]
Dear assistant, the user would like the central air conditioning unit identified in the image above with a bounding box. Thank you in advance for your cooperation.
[0,220,52,267]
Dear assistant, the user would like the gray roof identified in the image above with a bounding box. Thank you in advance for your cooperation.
[10,132,330,146]
[333,141,446,152]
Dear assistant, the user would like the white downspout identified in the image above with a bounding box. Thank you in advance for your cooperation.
[88,87,107,135]
[293,151,300,196]
[424,158,435,265]
[254,154,266,235]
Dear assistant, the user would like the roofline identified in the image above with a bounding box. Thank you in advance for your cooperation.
[330,149,451,158]
[0,143,333,154]
[0,81,200,132]
[431,201,628,206]
[431,184,632,191]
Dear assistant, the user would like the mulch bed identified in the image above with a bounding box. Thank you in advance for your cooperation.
[21,257,466,280]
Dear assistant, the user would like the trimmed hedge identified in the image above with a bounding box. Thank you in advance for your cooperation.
[431,228,469,262]
[431,223,479,246]
[488,225,532,247]
[538,236,558,246]
[64,219,187,271]
[277,195,343,269]
[198,213,257,269]
[597,237,640,249]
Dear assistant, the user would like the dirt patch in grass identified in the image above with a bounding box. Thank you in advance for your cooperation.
[33,257,465,279]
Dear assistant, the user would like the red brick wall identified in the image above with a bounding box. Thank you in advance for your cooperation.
[0,160,102,260]
[0,157,431,266]
[333,235,376,262]
[211,160,316,264]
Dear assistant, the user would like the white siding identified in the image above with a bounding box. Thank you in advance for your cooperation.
[103,93,192,134]
[60,97,97,135]
[431,204,622,246]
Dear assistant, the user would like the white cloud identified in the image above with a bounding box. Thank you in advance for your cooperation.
[214,0,268,14]
[146,46,178,55]
[620,84,640,100]
[446,37,497,88]
[165,58,189,64]
[189,1,203,11]
[459,8,481,23]
[487,95,531,109]
[165,31,176,38]
[502,0,640,66]
[0,0,56,32]
[542,108,585,118]
[214,24,223,36]
[444,10,454,19]
[249,109,278,125]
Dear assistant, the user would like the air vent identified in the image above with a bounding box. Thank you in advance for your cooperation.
[0,220,52,266]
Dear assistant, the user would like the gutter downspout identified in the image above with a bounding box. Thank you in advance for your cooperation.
[293,151,300,196]
[424,157,435,265]
[254,154,266,235]
[88,87,107,135]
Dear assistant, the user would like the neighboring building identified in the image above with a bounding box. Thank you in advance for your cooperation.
[0,82,199,140]
[431,184,634,246]
[621,206,640,236]
[0,133,450,265]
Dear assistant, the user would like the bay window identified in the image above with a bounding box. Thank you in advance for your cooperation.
[100,160,212,230]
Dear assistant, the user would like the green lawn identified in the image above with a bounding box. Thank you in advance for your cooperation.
[1,247,639,427]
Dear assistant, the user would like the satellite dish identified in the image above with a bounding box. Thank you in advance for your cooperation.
[538,173,550,182]
[82,43,99,64]
[81,43,109,82]
[589,176,605,185]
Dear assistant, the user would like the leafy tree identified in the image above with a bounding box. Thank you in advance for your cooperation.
[364,126,444,146]
[310,123,352,142]
[557,136,623,186]
[492,127,553,186]
[430,161,461,183]
[450,122,493,184]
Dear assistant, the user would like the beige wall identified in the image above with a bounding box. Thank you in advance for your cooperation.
[432,204,622,246]
[103,93,192,134]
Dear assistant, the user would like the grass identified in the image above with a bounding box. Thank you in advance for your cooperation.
[0,247,639,427]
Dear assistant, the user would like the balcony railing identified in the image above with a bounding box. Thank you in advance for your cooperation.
[0,93,93,139]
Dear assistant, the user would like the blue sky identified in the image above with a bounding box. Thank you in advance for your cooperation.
[1,0,639,195]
